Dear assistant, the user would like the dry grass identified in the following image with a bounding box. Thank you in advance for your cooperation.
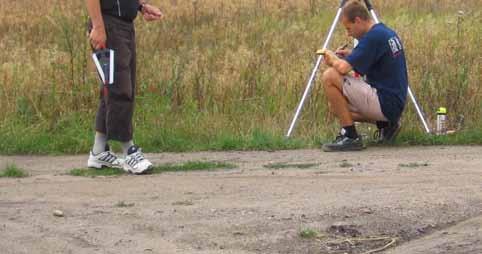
[0,0,480,152]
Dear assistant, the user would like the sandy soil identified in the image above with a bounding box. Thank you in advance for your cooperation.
[0,146,481,254]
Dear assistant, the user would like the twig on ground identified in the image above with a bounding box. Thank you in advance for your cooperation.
[362,238,397,254]
[324,236,397,254]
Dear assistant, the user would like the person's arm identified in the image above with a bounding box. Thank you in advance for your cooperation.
[344,35,383,75]
[318,49,353,75]
[86,0,106,49]
[331,57,353,75]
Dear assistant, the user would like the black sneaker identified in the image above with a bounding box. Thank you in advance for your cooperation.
[374,121,401,143]
[322,134,365,152]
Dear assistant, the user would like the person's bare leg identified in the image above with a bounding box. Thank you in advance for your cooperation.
[321,68,353,127]
[321,68,364,152]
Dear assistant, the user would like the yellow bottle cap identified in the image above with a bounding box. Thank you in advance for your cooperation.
[437,107,447,114]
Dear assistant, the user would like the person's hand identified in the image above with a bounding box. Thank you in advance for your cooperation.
[317,49,338,66]
[335,48,351,58]
[335,43,351,58]
[141,4,163,21]
[324,50,336,66]
[89,26,106,50]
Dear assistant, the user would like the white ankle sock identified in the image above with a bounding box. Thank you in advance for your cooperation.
[122,140,135,156]
[92,132,107,155]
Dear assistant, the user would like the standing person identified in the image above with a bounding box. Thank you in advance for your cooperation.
[319,0,408,152]
[85,0,163,173]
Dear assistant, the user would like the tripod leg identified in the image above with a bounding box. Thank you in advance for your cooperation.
[364,0,432,133]
[407,86,431,133]
[286,0,348,137]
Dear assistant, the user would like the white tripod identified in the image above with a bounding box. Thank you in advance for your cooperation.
[286,0,431,137]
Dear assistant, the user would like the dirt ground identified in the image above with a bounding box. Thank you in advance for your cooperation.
[0,146,481,254]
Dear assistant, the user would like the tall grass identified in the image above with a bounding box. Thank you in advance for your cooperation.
[0,0,480,154]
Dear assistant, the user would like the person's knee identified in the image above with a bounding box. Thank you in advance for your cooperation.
[322,68,341,87]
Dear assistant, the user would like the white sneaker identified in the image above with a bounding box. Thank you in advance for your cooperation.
[122,146,153,174]
[87,150,123,169]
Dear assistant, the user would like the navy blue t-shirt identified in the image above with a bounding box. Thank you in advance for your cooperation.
[346,23,408,122]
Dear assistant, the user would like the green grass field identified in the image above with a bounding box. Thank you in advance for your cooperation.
[0,0,480,154]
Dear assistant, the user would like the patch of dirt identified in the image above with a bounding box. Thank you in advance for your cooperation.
[0,146,481,254]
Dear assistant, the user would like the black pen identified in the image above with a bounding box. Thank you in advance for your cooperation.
[336,43,349,58]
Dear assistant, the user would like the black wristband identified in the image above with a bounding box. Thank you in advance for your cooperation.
[138,3,145,12]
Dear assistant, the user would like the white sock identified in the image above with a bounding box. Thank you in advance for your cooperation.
[92,132,107,155]
[122,140,135,156]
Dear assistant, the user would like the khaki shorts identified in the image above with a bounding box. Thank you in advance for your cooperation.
[342,76,388,122]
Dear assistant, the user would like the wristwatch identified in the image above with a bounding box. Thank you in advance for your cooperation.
[138,2,146,12]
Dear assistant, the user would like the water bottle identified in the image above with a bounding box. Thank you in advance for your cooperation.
[436,107,447,135]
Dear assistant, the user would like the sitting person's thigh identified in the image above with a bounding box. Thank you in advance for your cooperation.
[342,76,387,122]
